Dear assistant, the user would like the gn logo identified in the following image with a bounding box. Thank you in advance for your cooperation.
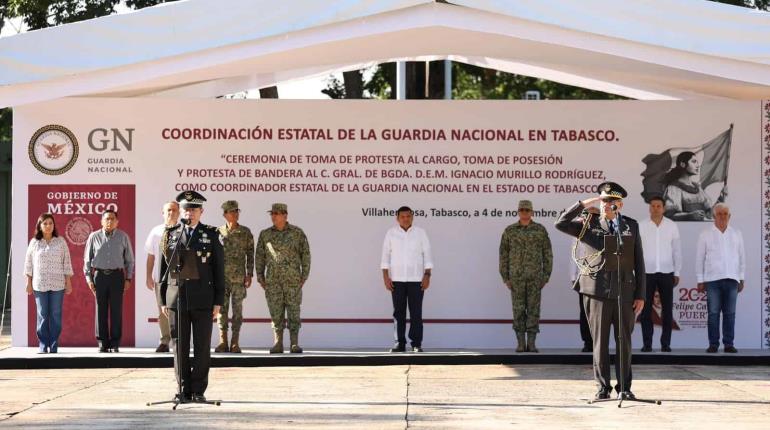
[88,128,134,151]
[29,125,78,175]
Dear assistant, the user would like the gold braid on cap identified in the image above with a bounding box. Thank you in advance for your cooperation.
[571,211,605,282]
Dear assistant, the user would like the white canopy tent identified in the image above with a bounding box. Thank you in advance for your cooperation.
[1,0,770,107]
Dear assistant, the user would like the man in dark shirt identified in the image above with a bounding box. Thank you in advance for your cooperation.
[84,210,134,353]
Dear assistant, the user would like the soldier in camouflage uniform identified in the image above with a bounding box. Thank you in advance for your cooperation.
[255,203,311,354]
[215,200,254,353]
[499,200,553,353]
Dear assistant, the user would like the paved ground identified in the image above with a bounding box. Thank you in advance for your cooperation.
[0,364,768,429]
[2,312,768,429]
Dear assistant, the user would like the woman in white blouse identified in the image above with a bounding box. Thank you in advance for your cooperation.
[24,213,73,353]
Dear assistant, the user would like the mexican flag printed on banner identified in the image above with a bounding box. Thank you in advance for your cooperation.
[640,125,732,203]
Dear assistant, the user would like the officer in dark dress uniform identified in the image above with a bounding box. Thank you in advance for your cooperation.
[160,190,225,403]
[555,182,646,401]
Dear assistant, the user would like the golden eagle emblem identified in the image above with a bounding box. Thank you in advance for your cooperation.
[28,125,79,175]
[42,143,66,159]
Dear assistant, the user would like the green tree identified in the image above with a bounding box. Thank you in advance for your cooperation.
[5,0,180,30]
[354,62,624,101]
[125,0,177,8]
[452,63,624,100]
[8,0,119,29]
[357,62,447,100]
[322,70,364,99]
[0,0,9,34]
[709,0,770,9]
[365,62,396,99]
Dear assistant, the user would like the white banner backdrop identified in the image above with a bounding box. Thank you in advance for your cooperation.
[12,99,766,349]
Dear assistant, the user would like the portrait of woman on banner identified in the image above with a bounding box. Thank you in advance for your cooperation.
[662,151,726,221]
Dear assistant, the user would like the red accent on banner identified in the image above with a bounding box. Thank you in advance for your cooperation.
[27,185,136,347]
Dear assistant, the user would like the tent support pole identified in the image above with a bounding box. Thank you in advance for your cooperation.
[396,61,406,100]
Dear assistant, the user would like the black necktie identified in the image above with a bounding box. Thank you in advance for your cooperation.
[185,226,194,246]
[609,220,616,234]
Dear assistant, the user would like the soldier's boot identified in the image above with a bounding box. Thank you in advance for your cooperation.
[269,330,284,354]
[527,333,539,353]
[214,330,229,353]
[230,331,241,353]
[515,332,526,353]
[289,331,303,354]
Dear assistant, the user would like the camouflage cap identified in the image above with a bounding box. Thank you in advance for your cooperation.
[518,200,533,211]
[221,200,240,213]
[268,203,288,214]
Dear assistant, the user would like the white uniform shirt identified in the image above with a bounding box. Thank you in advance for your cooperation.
[380,225,433,282]
[639,217,682,275]
[144,224,166,283]
[695,225,745,283]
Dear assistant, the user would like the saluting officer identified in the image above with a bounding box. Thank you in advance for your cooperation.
[160,190,225,403]
[555,182,645,401]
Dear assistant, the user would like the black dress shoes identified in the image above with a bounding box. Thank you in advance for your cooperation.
[640,345,653,352]
[618,391,637,400]
[412,346,424,353]
[661,346,672,352]
[174,393,191,404]
[706,345,718,353]
[581,344,592,353]
[389,343,406,353]
[192,393,207,403]
[724,345,738,353]
[594,388,611,400]
[155,343,170,353]
[99,346,110,353]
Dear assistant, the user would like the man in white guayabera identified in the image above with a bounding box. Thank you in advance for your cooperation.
[381,206,433,353]
[695,203,745,354]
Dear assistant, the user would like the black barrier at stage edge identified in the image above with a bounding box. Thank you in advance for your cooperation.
[0,351,768,370]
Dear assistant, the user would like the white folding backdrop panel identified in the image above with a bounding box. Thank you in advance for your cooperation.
[11,98,766,349]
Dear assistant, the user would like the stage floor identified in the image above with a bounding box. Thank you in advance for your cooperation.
[1,363,768,429]
[1,347,767,369]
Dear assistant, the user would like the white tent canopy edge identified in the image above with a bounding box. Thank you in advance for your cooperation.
[1,0,770,107]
